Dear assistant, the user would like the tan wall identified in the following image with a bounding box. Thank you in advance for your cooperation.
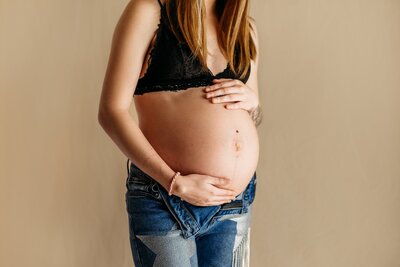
[1,0,399,266]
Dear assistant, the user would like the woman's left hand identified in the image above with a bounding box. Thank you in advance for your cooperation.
[203,78,259,112]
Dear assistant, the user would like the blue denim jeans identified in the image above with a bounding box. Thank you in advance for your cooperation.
[124,159,257,267]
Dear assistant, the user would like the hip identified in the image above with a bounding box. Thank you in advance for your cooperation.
[124,159,257,239]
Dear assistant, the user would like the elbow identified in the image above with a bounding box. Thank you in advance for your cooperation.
[97,105,129,130]
[98,107,108,129]
[98,106,114,130]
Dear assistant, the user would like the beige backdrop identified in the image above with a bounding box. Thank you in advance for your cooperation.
[1,0,399,266]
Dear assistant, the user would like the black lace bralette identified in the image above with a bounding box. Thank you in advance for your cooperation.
[134,0,251,96]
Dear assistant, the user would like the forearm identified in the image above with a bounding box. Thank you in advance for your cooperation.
[98,109,175,191]
[248,104,263,127]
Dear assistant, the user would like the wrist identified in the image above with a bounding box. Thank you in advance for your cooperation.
[168,171,180,196]
[170,173,185,196]
[158,168,176,191]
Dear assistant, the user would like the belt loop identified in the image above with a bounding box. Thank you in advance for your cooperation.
[126,158,130,176]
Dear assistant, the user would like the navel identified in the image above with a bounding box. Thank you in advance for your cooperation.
[234,142,242,152]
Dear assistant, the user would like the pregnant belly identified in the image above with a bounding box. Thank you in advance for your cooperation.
[134,86,260,195]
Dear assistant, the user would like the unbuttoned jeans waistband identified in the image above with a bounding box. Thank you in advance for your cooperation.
[125,159,257,239]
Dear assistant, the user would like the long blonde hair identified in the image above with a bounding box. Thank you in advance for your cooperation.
[163,0,257,80]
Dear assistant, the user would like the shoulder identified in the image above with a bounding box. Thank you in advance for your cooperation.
[127,0,161,9]
[113,0,163,38]
[120,0,162,22]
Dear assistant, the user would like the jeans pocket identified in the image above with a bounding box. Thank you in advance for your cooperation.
[126,171,161,201]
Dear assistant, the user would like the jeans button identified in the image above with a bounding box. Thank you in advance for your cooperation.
[151,183,158,192]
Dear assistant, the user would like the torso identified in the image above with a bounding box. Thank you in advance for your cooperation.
[133,1,259,195]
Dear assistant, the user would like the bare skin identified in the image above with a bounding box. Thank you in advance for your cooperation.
[98,0,260,206]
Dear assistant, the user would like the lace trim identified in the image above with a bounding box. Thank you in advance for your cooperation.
[134,78,214,95]
[134,65,251,96]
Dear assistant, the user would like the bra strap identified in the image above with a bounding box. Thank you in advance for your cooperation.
[157,0,163,8]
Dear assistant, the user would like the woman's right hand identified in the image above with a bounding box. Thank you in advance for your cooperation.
[170,173,237,206]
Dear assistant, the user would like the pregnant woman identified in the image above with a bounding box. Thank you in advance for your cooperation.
[98,0,262,266]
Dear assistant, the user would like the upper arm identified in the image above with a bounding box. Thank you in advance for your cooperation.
[99,0,161,113]
[246,18,260,99]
